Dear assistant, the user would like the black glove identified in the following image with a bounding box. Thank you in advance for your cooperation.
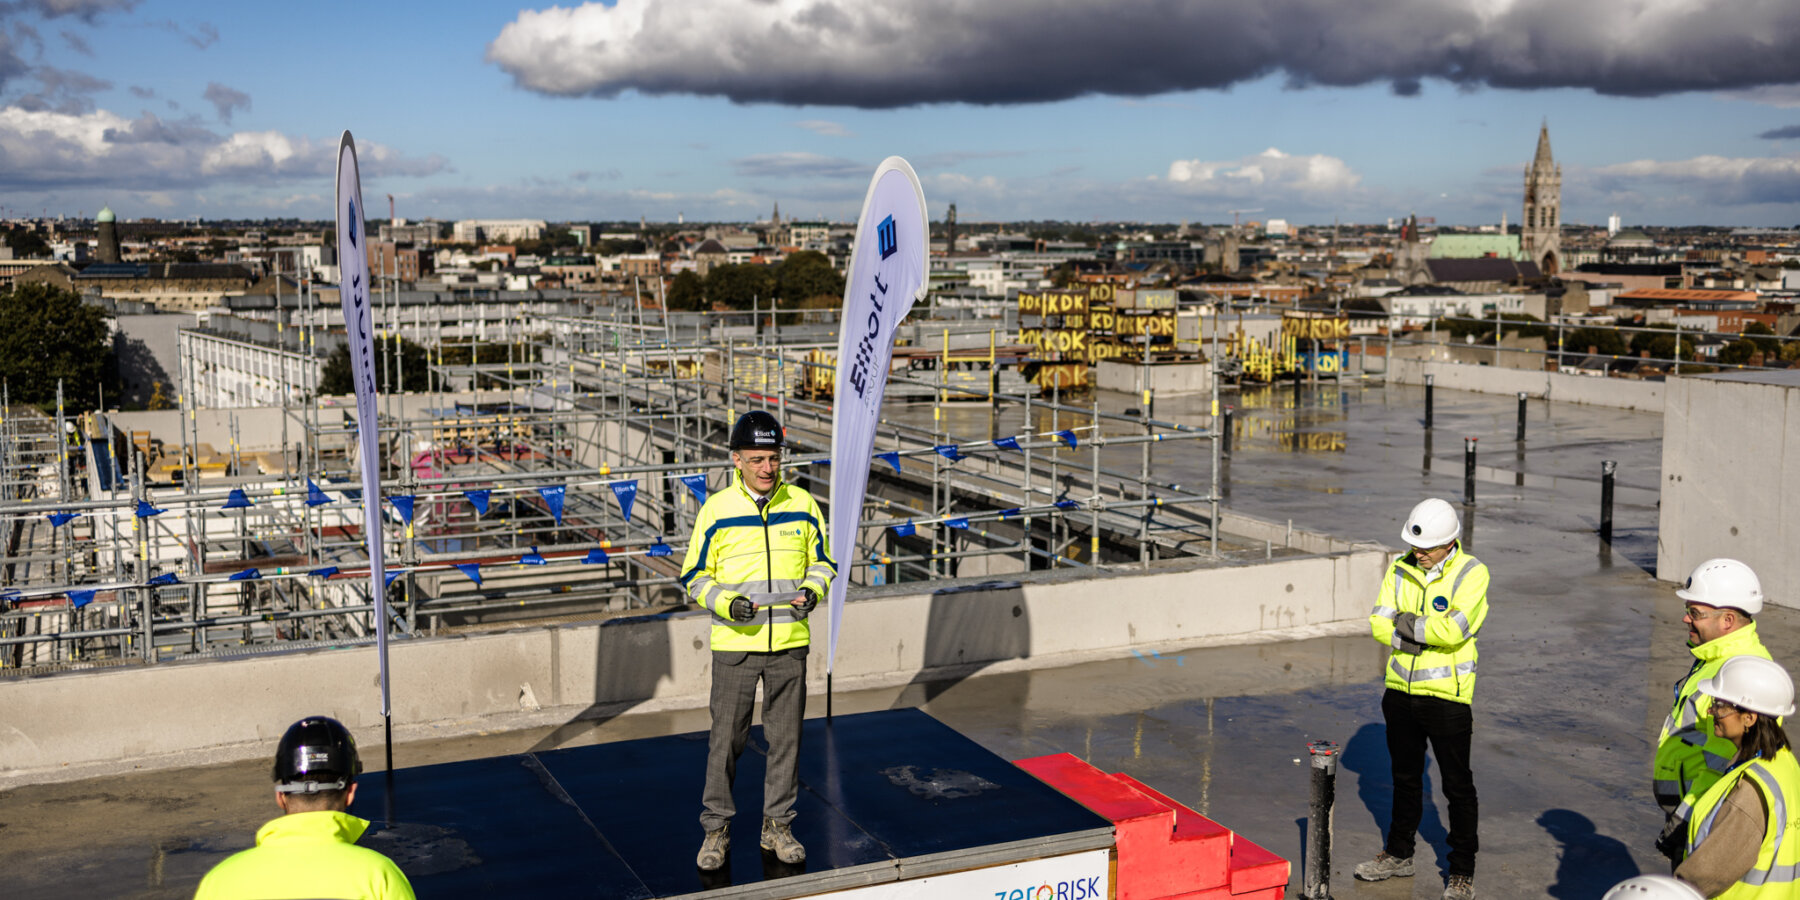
[728,596,757,623]
[1655,814,1686,863]
[1392,613,1427,653]
[791,588,819,618]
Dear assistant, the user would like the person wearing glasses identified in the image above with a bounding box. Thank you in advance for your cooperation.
[1654,559,1773,865]
[682,410,835,872]
[1357,498,1489,900]
[1674,655,1800,896]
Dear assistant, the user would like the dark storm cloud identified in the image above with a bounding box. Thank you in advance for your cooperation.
[1759,124,1800,140]
[489,0,1800,108]
[13,63,109,113]
[0,0,138,23]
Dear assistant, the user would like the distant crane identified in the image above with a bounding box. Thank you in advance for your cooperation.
[1227,208,1263,231]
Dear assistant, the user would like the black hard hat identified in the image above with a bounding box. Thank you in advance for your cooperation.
[729,410,784,451]
[272,716,361,793]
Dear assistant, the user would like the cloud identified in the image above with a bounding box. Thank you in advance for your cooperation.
[1164,147,1363,201]
[793,119,850,137]
[13,64,111,114]
[150,18,218,50]
[731,152,867,179]
[58,29,90,55]
[913,149,1027,170]
[0,105,448,190]
[1587,154,1800,207]
[1759,124,1800,140]
[127,84,152,98]
[8,0,138,23]
[489,0,1800,108]
[202,81,249,123]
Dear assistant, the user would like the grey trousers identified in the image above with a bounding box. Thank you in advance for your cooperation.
[700,648,806,832]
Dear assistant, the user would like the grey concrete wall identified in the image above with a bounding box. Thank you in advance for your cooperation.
[1657,372,1800,606]
[0,544,1389,784]
[1095,360,1215,395]
[1387,357,1664,411]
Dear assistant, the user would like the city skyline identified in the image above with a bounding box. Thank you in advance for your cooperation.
[0,1,1798,227]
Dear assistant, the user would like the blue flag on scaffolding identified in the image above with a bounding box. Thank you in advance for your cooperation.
[944,517,969,530]
[877,451,902,474]
[148,572,179,586]
[995,436,1021,451]
[679,474,708,505]
[306,479,331,507]
[385,570,403,587]
[311,566,339,579]
[1055,499,1079,510]
[520,548,547,566]
[454,563,482,587]
[464,489,490,516]
[582,548,609,565]
[892,520,915,537]
[47,511,78,527]
[222,488,253,510]
[389,495,416,524]
[611,480,638,522]
[539,484,565,525]
[68,589,96,608]
[934,444,965,462]
[1055,430,1078,449]
[136,500,165,518]
[229,568,261,581]
[998,507,1021,519]
[647,540,672,557]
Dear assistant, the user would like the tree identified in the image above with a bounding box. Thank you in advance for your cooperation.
[319,337,431,395]
[665,271,705,311]
[1717,340,1759,366]
[1629,324,1692,362]
[1566,326,1628,357]
[704,263,775,310]
[0,282,118,412]
[1741,321,1780,355]
[772,251,842,307]
[3,226,51,259]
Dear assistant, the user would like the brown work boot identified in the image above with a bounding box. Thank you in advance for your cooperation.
[1444,874,1475,899]
[761,817,805,864]
[695,826,729,871]
[1353,851,1415,881]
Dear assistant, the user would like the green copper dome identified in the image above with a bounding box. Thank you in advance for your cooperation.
[97,206,115,223]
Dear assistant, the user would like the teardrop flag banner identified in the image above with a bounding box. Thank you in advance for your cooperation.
[539,484,566,525]
[826,157,929,675]
[679,474,709,505]
[455,563,482,587]
[336,130,392,723]
[464,489,490,516]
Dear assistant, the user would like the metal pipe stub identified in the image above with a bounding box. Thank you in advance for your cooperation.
[1305,740,1340,899]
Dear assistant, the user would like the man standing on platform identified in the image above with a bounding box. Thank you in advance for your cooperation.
[682,410,835,871]
[1357,498,1489,900]
[1653,558,1771,862]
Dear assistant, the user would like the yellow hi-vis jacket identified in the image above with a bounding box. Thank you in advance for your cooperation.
[194,810,415,900]
[1685,746,1800,898]
[1657,623,1774,819]
[680,471,835,653]
[1369,545,1489,705]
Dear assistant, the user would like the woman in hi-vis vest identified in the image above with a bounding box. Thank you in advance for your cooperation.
[1677,656,1800,898]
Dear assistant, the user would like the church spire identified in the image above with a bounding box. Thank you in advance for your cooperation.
[1533,120,1553,168]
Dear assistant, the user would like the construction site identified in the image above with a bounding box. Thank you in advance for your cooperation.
[4,282,1799,899]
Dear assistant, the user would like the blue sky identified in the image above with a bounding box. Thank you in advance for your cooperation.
[2,0,1799,227]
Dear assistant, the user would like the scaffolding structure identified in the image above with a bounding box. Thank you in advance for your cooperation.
[0,301,1251,674]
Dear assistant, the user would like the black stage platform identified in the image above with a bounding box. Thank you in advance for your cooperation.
[352,708,1114,898]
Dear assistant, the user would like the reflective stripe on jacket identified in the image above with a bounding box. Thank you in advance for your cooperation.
[1656,623,1774,818]
[1369,545,1489,705]
[679,470,834,653]
[1685,747,1800,898]
[194,810,415,900]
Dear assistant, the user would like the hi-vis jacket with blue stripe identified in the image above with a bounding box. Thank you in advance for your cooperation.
[680,470,835,653]
[1369,545,1490,705]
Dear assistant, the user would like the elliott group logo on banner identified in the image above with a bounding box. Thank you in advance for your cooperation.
[826,159,928,672]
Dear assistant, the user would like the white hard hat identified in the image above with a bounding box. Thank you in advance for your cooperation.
[1401,498,1461,549]
[1677,558,1763,616]
[1697,656,1797,719]
[1603,875,1704,900]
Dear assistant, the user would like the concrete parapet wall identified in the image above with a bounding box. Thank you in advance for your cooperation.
[1387,357,1664,411]
[0,545,1390,785]
[1658,373,1800,606]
